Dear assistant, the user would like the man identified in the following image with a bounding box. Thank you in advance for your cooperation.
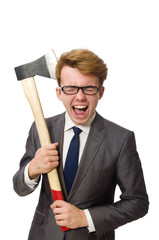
[13,49,149,240]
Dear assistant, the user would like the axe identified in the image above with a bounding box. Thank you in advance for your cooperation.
[14,50,68,231]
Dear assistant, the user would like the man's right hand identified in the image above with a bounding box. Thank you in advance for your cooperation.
[28,143,59,179]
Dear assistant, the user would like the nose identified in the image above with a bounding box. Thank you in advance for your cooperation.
[75,88,86,100]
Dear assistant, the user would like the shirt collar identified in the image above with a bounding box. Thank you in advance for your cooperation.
[64,112,96,134]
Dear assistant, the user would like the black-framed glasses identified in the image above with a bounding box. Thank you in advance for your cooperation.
[60,86,100,95]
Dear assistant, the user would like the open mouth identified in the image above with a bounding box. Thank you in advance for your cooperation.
[73,105,88,114]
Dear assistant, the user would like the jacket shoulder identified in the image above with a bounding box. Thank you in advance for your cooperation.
[95,112,132,136]
[45,112,65,128]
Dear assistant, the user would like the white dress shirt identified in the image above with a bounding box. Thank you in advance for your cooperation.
[24,112,96,232]
[63,112,95,167]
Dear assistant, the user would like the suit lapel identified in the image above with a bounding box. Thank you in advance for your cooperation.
[68,113,107,201]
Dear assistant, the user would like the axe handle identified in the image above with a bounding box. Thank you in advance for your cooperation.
[21,77,69,232]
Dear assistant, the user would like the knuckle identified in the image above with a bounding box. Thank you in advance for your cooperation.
[52,144,57,149]
[36,148,41,155]
[54,150,58,155]
[53,209,56,215]
[41,147,46,152]
[44,156,49,162]
[51,156,59,162]
[46,162,52,169]
[42,153,46,159]
[55,156,59,161]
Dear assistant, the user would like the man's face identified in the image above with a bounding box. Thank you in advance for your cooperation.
[56,66,104,125]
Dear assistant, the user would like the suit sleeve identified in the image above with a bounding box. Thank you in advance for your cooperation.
[89,132,149,239]
[13,122,41,196]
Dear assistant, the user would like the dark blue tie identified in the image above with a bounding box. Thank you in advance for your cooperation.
[64,127,82,194]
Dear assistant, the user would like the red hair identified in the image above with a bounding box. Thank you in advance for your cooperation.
[55,49,108,86]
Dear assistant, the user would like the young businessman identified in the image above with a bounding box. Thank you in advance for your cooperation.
[13,49,149,240]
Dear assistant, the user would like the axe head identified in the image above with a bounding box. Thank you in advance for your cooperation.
[14,49,57,80]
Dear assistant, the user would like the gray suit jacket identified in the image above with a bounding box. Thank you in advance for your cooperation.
[13,112,149,240]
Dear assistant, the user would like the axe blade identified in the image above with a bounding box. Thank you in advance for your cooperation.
[14,49,57,80]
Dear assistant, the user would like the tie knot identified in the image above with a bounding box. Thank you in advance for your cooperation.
[73,126,82,135]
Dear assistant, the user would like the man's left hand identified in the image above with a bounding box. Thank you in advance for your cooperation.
[50,200,88,229]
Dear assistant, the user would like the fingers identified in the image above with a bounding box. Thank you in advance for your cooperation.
[51,200,68,220]
[41,143,59,158]
[29,143,60,177]
[36,143,59,160]
[50,201,88,229]
[43,150,59,162]
[51,200,65,208]
[50,201,69,227]
[45,142,58,150]
[42,150,59,162]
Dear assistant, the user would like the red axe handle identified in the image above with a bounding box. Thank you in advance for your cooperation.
[21,77,69,232]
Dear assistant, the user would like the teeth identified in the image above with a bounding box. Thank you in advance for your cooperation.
[74,106,87,109]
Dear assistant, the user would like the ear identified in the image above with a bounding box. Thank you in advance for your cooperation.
[99,86,105,100]
[56,87,62,101]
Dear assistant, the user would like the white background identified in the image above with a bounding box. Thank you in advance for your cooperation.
[0,0,158,239]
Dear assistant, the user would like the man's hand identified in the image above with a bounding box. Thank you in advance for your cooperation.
[28,143,59,179]
[50,200,88,229]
